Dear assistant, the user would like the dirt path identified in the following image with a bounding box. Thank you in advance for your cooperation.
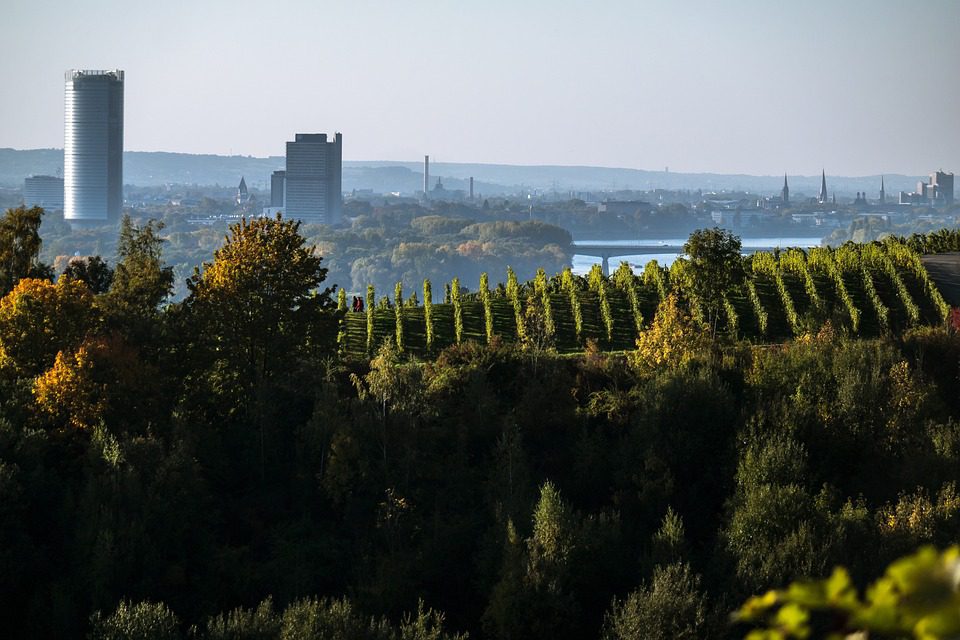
[922,253,960,307]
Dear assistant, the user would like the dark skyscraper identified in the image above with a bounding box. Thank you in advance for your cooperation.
[270,170,286,207]
[284,133,342,224]
[64,69,123,227]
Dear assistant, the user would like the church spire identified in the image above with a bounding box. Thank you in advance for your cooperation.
[819,169,828,204]
[781,173,790,205]
[880,175,886,204]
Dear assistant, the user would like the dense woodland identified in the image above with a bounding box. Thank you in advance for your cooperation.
[3,206,960,638]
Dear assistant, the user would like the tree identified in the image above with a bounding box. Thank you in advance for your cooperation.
[108,215,174,314]
[602,563,708,640]
[0,277,97,378]
[629,294,708,373]
[87,600,181,640]
[186,214,336,389]
[61,256,114,294]
[0,205,49,295]
[185,214,337,480]
[682,228,745,335]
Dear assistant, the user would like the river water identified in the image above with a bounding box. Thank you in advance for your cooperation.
[571,236,825,275]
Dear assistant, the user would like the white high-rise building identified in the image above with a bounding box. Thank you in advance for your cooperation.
[23,175,64,210]
[283,133,342,225]
[64,69,124,228]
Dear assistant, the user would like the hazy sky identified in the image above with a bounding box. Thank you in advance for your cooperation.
[3,0,958,175]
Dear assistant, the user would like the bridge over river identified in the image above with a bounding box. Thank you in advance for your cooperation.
[572,240,792,275]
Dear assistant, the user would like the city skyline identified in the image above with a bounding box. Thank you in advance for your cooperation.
[2,1,958,176]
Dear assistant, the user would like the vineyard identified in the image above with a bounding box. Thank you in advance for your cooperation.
[338,239,953,358]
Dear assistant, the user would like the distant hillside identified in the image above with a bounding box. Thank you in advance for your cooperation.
[0,147,926,196]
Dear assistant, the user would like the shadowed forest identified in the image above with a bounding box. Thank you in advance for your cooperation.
[3,206,960,638]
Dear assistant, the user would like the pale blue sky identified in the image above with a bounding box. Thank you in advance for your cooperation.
[3,0,958,175]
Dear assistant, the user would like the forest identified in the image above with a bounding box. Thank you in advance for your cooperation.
[3,205,960,638]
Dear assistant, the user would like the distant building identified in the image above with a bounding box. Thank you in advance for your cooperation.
[597,200,654,216]
[236,176,250,204]
[900,170,954,206]
[64,69,124,228]
[284,133,342,224]
[930,170,954,204]
[818,170,828,204]
[23,175,64,210]
[781,174,789,206]
[270,170,285,207]
[879,176,886,204]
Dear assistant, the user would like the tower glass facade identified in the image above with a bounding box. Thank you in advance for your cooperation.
[64,69,124,227]
[284,133,342,224]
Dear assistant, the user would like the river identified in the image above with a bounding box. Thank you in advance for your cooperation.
[571,236,826,275]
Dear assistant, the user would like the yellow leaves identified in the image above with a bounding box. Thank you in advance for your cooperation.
[0,277,96,378]
[629,293,708,372]
[31,335,144,431]
[33,342,106,430]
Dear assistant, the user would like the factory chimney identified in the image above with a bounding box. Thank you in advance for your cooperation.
[423,155,430,200]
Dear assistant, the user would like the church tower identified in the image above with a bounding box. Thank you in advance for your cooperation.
[879,176,886,204]
[818,170,828,204]
[781,174,790,205]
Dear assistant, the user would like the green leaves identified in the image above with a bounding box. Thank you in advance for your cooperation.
[736,547,960,640]
[0,205,45,296]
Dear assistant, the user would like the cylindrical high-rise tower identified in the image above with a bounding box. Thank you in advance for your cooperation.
[64,69,124,228]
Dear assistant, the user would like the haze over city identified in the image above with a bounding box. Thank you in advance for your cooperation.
[3,0,958,176]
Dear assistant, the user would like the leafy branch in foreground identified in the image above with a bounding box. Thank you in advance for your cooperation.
[735,546,960,640]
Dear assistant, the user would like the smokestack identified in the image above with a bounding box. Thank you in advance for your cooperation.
[423,155,429,200]
[469,176,474,200]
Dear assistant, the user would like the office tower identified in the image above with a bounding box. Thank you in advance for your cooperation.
[930,170,954,204]
[270,170,286,207]
[64,69,124,227]
[284,133,342,224]
[23,175,65,210]
[423,155,430,199]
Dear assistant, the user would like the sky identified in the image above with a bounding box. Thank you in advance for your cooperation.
[2,0,958,176]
